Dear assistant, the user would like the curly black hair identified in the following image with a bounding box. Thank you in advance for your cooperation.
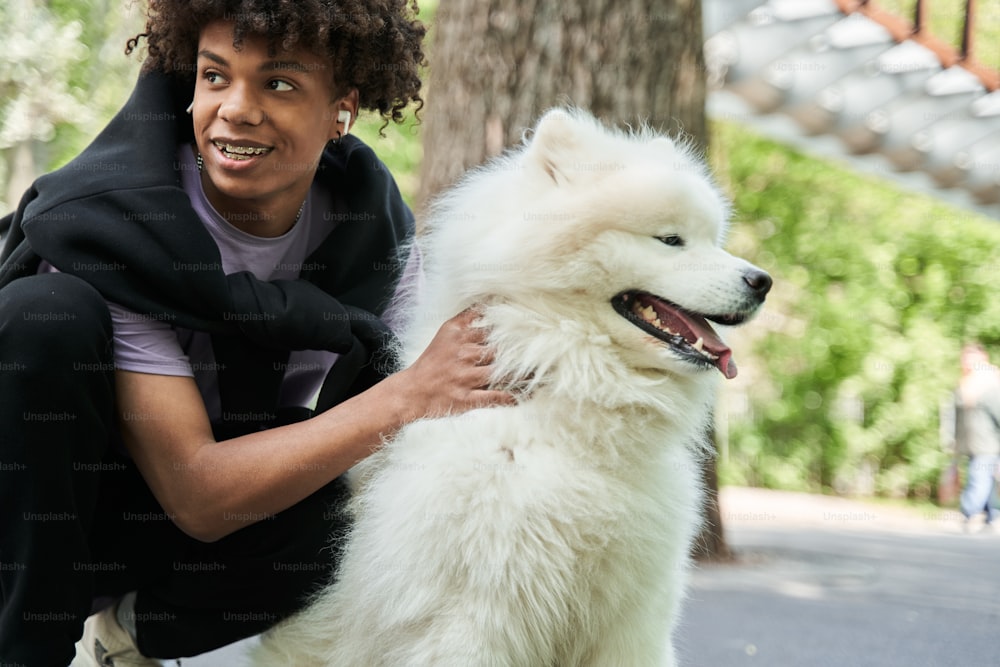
[126,0,426,127]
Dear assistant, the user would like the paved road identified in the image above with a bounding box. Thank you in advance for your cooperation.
[679,488,1000,667]
[178,488,999,666]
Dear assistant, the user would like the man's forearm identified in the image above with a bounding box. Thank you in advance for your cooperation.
[166,372,414,542]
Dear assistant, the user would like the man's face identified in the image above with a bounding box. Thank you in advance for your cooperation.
[191,20,352,235]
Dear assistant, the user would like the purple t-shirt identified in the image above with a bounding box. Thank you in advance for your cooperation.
[112,144,341,420]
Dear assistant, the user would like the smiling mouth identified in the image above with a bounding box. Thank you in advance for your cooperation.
[611,291,750,379]
[212,141,272,161]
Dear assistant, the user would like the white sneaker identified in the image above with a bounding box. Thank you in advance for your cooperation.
[71,602,163,666]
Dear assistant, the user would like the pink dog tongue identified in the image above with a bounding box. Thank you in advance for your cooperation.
[639,295,738,379]
[717,350,738,379]
[672,310,737,379]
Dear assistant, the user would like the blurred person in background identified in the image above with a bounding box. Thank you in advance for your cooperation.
[948,342,1000,531]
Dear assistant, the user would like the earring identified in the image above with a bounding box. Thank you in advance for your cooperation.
[196,153,203,172]
[186,101,194,114]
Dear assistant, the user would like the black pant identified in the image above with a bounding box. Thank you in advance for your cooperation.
[0,273,350,666]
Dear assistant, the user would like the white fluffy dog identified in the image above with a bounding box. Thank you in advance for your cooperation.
[252,108,770,666]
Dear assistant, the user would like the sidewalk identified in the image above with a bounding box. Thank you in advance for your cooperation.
[716,485,982,536]
[680,487,999,667]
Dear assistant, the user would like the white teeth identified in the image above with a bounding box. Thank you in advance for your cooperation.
[692,338,718,360]
[633,302,677,336]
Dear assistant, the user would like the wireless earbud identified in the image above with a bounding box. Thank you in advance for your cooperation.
[339,110,352,135]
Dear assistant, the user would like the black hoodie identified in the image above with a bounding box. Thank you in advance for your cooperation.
[0,71,414,436]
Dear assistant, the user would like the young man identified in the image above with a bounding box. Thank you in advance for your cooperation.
[0,2,513,665]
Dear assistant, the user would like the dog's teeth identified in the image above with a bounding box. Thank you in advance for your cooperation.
[693,337,704,352]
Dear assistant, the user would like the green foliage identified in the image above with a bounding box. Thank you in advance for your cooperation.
[0,2,90,149]
[352,111,424,209]
[0,0,143,211]
[710,120,1000,500]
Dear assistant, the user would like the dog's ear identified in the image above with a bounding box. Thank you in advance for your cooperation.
[527,108,582,186]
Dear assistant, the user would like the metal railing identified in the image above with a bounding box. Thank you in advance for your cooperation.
[836,0,999,90]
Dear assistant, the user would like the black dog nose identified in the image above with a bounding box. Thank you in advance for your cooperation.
[743,269,772,296]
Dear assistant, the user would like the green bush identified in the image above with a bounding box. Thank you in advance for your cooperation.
[710,121,1000,500]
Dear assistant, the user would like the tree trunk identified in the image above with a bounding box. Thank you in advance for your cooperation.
[418,0,730,561]
[5,142,36,212]
[692,420,732,561]
[418,0,707,205]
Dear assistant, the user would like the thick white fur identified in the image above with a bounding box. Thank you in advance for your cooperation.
[252,109,765,666]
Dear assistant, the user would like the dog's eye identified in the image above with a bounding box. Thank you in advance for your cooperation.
[657,235,684,247]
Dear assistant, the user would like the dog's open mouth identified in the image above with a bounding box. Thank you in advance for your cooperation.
[611,291,744,379]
